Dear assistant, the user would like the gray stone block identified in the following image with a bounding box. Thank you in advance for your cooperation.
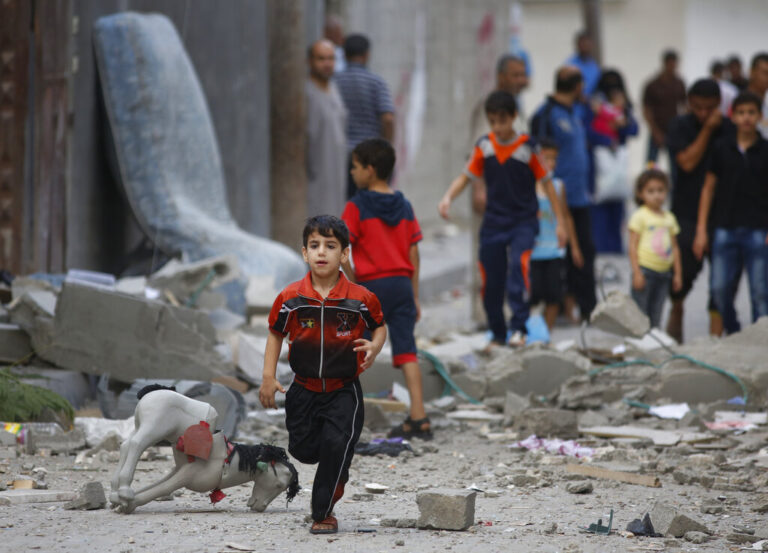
[513,408,578,439]
[0,323,32,362]
[565,481,593,494]
[26,425,86,455]
[502,391,529,426]
[38,282,234,382]
[0,430,16,446]
[64,481,107,510]
[417,488,476,531]
[590,291,650,337]
[649,501,711,538]
[451,372,487,401]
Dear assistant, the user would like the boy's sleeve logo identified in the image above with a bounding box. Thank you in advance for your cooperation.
[300,318,315,328]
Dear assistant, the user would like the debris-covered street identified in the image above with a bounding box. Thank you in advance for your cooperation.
[1,230,767,552]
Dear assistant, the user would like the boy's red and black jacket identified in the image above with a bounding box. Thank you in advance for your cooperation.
[268,271,384,392]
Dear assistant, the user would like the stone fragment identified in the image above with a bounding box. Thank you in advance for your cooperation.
[0,489,77,505]
[589,291,650,337]
[451,372,487,402]
[0,430,16,446]
[649,501,711,538]
[727,533,761,545]
[511,474,539,487]
[753,495,768,513]
[700,500,725,514]
[0,323,32,362]
[684,531,709,544]
[502,391,529,426]
[34,282,233,381]
[26,425,86,454]
[64,481,107,510]
[417,489,476,531]
[513,408,578,439]
[565,481,593,494]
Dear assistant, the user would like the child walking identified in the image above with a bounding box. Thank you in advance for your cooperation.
[628,168,683,328]
[530,139,581,330]
[341,138,431,440]
[439,90,566,347]
[259,215,387,534]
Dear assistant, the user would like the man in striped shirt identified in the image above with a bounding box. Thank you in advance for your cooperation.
[334,34,395,199]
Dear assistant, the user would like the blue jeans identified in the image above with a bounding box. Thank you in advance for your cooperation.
[710,227,768,334]
[479,221,537,342]
[631,267,671,329]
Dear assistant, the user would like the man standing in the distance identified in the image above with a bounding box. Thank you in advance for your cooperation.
[642,50,686,164]
[306,40,348,218]
[334,34,395,199]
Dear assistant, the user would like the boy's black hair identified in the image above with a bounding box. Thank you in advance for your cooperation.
[662,49,678,63]
[302,215,350,249]
[731,91,763,112]
[484,90,518,117]
[634,168,669,206]
[343,34,370,59]
[352,138,395,181]
[538,138,559,152]
[688,78,721,100]
[709,60,725,77]
[750,52,768,70]
[555,69,583,93]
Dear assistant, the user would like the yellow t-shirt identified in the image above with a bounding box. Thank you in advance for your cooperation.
[628,205,680,272]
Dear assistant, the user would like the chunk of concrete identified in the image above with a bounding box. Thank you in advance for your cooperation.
[64,481,107,510]
[26,425,86,454]
[246,275,281,316]
[451,372,487,402]
[565,481,593,494]
[0,323,32,362]
[417,489,476,531]
[148,255,240,305]
[208,308,246,341]
[37,282,233,381]
[649,501,711,538]
[0,430,16,446]
[589,291,650,338]
[485,349,591,398]
[502,391,529,426]
[7,290,57,352]
[513,408,578,439]
[16,366,93,409]
[0,489,78,505]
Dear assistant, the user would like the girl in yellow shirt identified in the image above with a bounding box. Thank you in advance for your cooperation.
[628,169,683,328]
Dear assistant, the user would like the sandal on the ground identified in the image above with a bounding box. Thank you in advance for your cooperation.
[310,515,338,534]
[387,416,433,440]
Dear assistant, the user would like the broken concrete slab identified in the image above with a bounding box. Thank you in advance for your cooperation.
[565,481,593,494]
[245,275,281,316]
[514,409,578,439]
[35,282,233,382]
[63,481,107,510]
[208,308,246,341]
[502,391,529,426]
[15,366,93,409]
[148,255,240,306]
[589,291,650,337]
[649,501,711,538]
[579,425,713,447]
[26,425,86,454]
[416,489,476,531]
[451,372,487,401]
[7,290,57,352]
[0,323,32,362]
[0,489,78,505]
[0,430,16,446]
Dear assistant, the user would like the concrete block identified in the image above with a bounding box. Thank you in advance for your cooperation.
[246,275,280,315]
[0,430,16,446]
[64,481,107,510]
[565,481,593,494]
[0,489,78,505]
[502,391,529,426]
[513,408,578,439]
[148,255,240,305]
[0,323,32,362]
[417,488,476,531]
[647,367,743,404]
[37,282,233,382]
[16,366,92,409]
[0,447,16,459]
[208,308,246,341]
[488,349,591,399]
[649,501,711,538]
[590,291,650,338]
[26,426,86,454]
[451,372,487,401]
[8,290,57,352]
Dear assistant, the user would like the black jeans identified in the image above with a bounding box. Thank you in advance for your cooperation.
[566,206,597,319]
[631,267,671,329]
[285,379,364,522]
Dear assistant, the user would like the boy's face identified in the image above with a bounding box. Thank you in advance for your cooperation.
[731,102,760,133]
[688,95,719,125]
[302,231,348,279]
[540,148,558,173]
[350,156,374,188]
[487,111,516,141]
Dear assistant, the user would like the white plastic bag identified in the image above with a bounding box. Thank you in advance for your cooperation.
[593,145,629,203]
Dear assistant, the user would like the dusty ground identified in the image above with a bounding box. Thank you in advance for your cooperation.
[2,414,767,553]
[1,250,765,552]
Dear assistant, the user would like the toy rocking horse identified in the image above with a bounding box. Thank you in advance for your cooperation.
[110,385,299,514]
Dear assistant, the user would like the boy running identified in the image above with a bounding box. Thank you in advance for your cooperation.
[259,215,387,534]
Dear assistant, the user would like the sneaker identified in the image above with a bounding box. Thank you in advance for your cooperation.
[507,331,526,348]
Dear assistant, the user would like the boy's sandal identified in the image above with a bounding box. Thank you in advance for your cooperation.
[310,515,338,534]
[387,416,433,441]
